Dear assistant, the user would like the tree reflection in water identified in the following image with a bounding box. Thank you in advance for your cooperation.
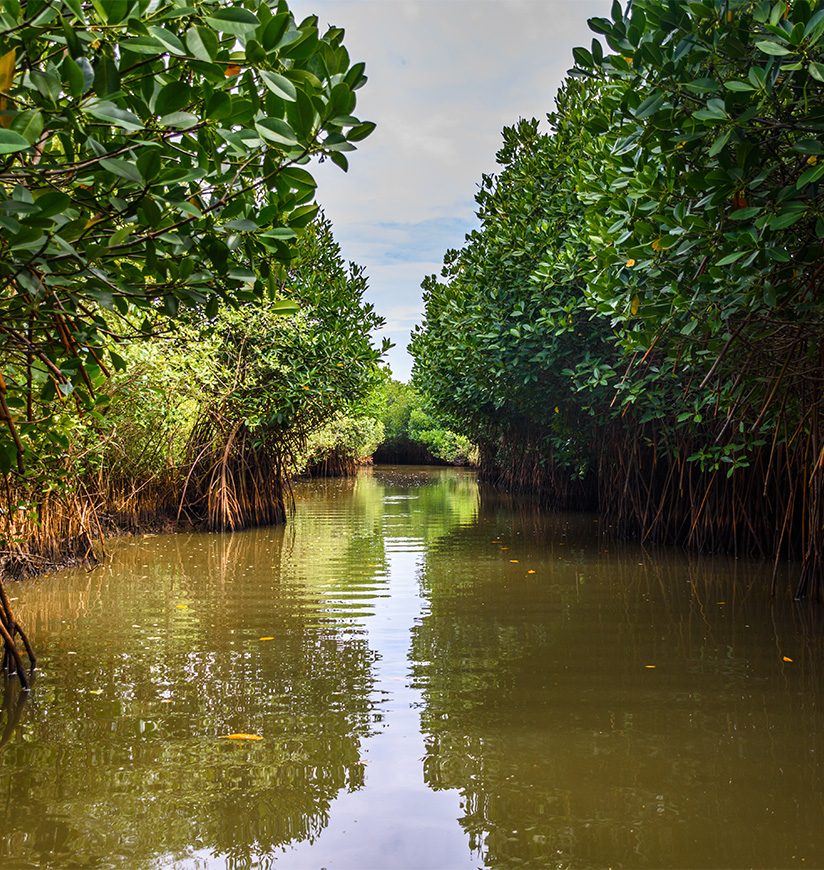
[0,476,390,868]
[411,488,824,869]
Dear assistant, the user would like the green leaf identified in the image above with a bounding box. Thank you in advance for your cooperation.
[260,13,290,50]
[93,56,120,98]
[99,157,143,184]
[260,70,297,101]
[693,98,727,122]
[755,40,791,56]
[728,206,761,220]
[288,203,319,228]
[684,78,719,94]
[680,318,698,335]
[809,61,824,83]
[269,300,300,315]
[155,81,191,116]
[792,139,824,155]
[346,121,376,142]
[158,111,198,129]
[256,117,299,146]
[62,56,85,97]
[11,110,44,144]
[634,91,665,119]
[797,162,824,189]
[572,46,593,68]
[715,250,748,266]
[84,100,144,131]
[185,26,217,62]
[708,128,731,157]
[0,129,30,154]
[147,26,186,56]
[768,208,806,230]
[206,8,260,36]
[0,440,16,475]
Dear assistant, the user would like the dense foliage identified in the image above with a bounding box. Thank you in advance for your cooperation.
[0,0,374,476]
[0,0,383,603]
[374,378,475,466]
[182,216,385,528]
[411,0,824,594]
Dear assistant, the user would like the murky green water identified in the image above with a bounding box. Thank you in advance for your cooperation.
[2,466,824,869]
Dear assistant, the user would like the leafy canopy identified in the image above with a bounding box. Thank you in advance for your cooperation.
[0,0,374,474]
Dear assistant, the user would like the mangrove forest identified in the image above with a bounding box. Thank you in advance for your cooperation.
[0,0,823,867]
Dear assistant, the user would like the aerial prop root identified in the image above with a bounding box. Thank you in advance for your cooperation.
[0,577,35,691]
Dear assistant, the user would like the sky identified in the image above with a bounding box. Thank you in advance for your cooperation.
[290,0,611,380]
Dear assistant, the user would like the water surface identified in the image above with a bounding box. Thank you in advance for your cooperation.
[1,466,823,868]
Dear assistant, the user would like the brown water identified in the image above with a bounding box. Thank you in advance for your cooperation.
[1,466,824,869]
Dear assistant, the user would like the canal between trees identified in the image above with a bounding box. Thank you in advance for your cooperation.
[1,466,822,868]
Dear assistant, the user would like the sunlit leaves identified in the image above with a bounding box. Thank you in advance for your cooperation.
[0,0,376,473]
[413,0,824,511]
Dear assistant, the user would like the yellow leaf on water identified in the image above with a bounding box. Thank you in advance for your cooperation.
[259,636,275,641]
[220,733,263,741]
[176,603,188,609]
[782,656,793,663]
[499,546,509,551]
[644,664,656,669]
[509,559,520,563]
[527,570,537,575]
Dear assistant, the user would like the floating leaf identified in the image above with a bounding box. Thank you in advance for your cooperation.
[509,559,520,563]
[644,664,657,669]
[258,636,275,641]
[220,733,263,741]
[782,656,793,663]
[526,569,537,575]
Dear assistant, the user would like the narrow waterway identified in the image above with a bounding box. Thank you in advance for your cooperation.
[1,466,823,869]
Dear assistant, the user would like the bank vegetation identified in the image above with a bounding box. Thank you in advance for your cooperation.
[411,0,824,596]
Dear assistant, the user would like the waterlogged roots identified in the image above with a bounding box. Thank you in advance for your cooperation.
[303,449,360,478]
[597,427,823,599]
[183,415,289,532]
[479,423,822,598]
[479,434,597,512]
[0,579,35,691]
[0,486,103,581]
